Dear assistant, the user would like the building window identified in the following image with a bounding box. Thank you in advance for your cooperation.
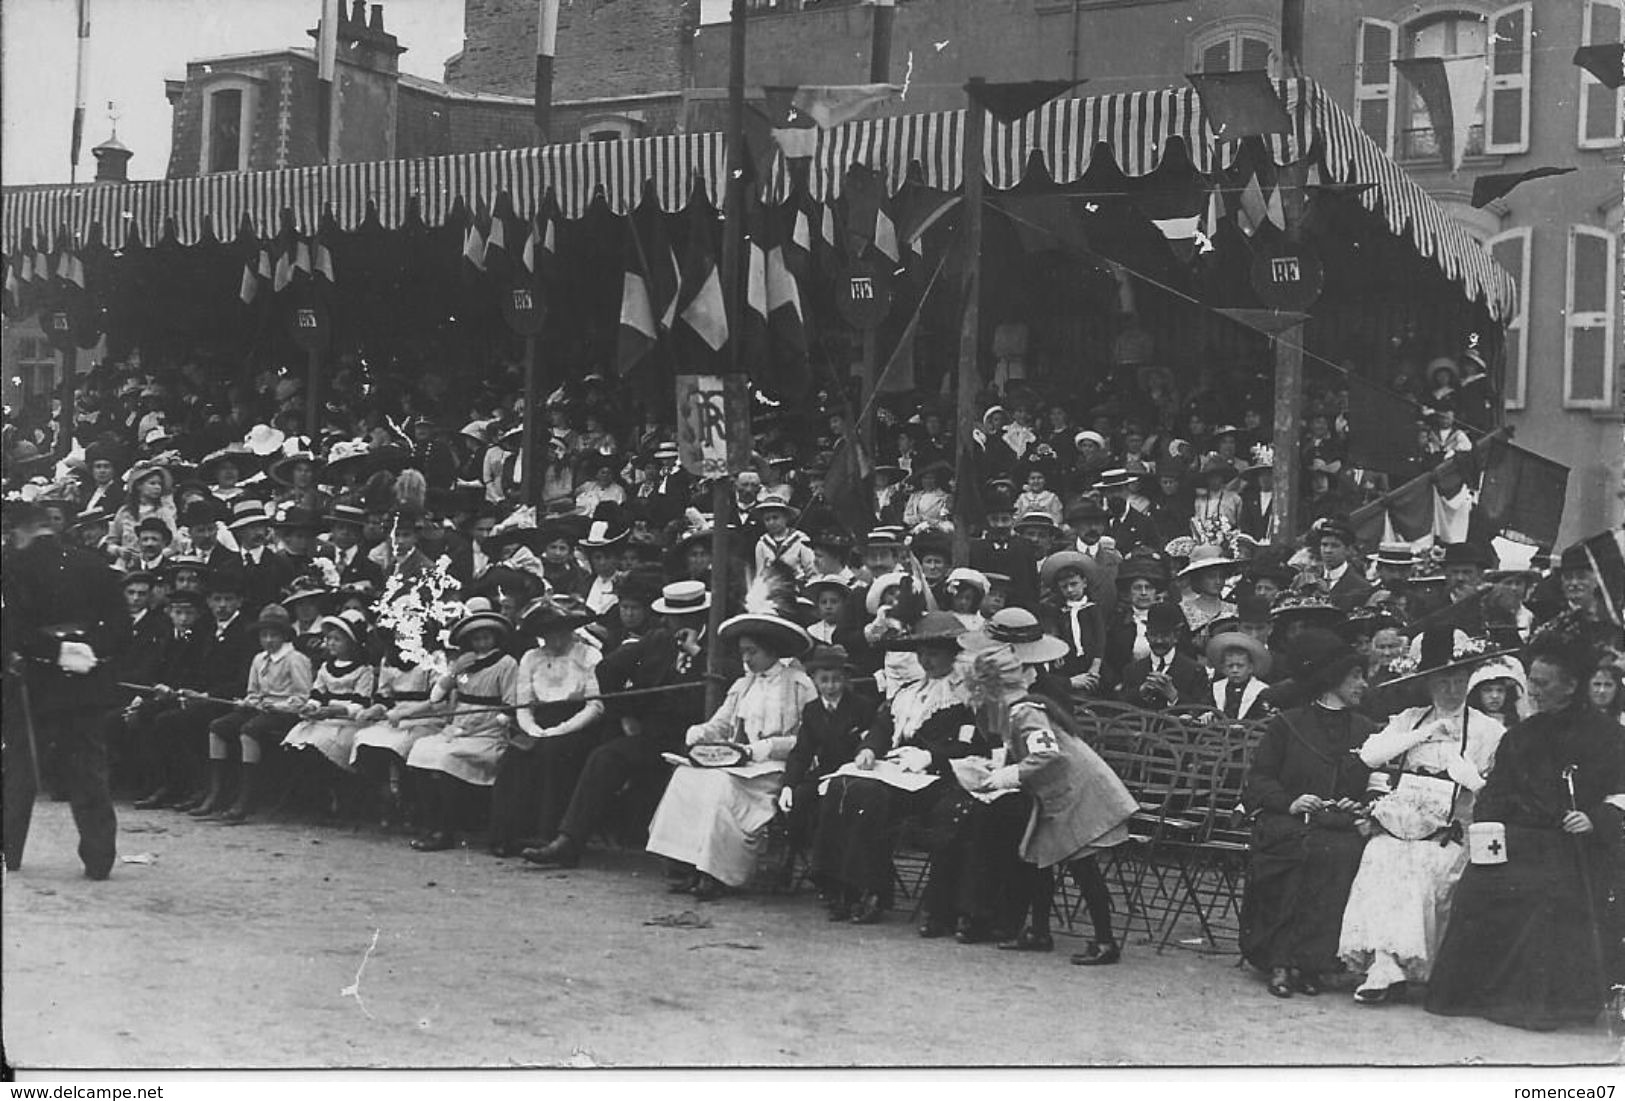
[1564,224,1618,410]
[198,79,256,175]
[578,115,644,142]
[1353,5,1530,158]
[1580,1,1624,149]
[1190,21,1279,76]
[1486,226,1531,410]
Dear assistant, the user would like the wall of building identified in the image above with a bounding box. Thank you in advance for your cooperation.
[447,0,701,103]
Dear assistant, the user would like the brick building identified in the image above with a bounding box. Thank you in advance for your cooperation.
[163,1,534,177]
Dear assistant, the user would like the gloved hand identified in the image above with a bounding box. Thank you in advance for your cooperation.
[890,745,932,773]
[1444,751,1483,791]
[776,787,794,813]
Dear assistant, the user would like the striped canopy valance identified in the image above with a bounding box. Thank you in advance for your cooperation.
[1,78,1515,320]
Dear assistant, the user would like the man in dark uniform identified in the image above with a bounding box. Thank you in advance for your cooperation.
[3,502,127,879]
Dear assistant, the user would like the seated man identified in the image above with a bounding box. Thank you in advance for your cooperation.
[1115,602,1208,709]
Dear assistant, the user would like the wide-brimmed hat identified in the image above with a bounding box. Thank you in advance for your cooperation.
[1269,591,1341,622]
[804,643,855,673]
[1039,550,1105,592]
[1205,631,1272,677]
[719,610,812,658]
[1468,654,1527,695]
[519,595,596,637]
[1384,627,1516,688]
[960,608,1069,665]
[910,529,952,561]
[282,575,333,607]
[1117,552,1171,589]
[84,440,130,471]
[1177,545,1237,579]
[1487,536,1543,580]
[578,519,628,550]
[69,507,115,530]
[448,600,514,648]
[651,579,711,616]
[197,445,263,485]
[807,528,853,554]
[945,567,990,596]
[1240,444,1274,477]
[883,610,967,652]
[1073,430,1107,450]
[125,461,175,497]
[315,608,370,647]
[267,446,327,487]
[1425,355,1461,384]
[1288,628,1364,691]
[226,499,274,531]
[748,492,801,521]
[904,459,954,489]
[254,603,296,638]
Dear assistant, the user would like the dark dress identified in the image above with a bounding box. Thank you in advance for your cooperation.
[1239,703,1375,974]
[1425,703,1624,1031]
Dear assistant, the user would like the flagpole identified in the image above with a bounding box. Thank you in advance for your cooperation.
[952,77,986,568]
[70,0,91,183]
[534,0,559,145]
[306,347,322,439]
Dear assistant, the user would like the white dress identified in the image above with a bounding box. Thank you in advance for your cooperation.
[1338,705,1504,983]
[350,662,447,764]
[645,660,817,887]
[405,651,519,786]
[283,659,377,769]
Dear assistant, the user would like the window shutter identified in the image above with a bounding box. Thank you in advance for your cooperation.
[1564,226,1618,409]
[1354,19,1398,154]
[1487,227,1531,410]
[1201,40,1233,74]
[1240,36,1273,73]
[1485,3,1532,154]
[1579,1,1625,149]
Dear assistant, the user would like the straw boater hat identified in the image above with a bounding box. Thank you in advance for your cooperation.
[1016,509,1061,534]
[719,607,812,658]
[226,499,274,531]
[960,607,1070,665]
[1094,468,1138,491]
[806,574,854,600]
[651,579,711,617]
[882,610,967,652]
[1384,627,1515,689]
[864,525,906,550]
[1205,631,1273,677]
[448,597,514,649]
[519,595,597,637]
[327,503,367,529]
[1374,542,1418,569]
[315,608,370,647]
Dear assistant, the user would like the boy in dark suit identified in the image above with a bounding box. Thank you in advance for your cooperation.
[778,644,877,880]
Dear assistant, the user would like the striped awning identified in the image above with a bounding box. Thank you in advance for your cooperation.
[1,78,1514,320]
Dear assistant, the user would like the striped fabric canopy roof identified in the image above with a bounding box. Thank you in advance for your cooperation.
[1,78,1513,320]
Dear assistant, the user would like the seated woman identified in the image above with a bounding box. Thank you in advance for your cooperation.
[1426,640,1624,1031]
[1337,628,1507,1005]
[646,607,815,901]
[808,612,983,930]
[1240,629,1375,999]
[488,596,604,857]
[404,599,519,852]
[777,644,876,884]
[350,641,449,831]
[957,645,1137,954]
[282,608,378,796]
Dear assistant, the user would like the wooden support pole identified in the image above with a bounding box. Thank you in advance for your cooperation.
[1270,321,1303,543]
[521,333,539,506]
[869,0,895,83]
[859,328,878,456]
[305,345,322,440]
[58,344,77,455]
[534,0,559,144]
[952,78,986,568]
[704,0,750,714]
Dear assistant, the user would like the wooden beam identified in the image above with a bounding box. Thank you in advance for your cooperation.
[952,78,986,567]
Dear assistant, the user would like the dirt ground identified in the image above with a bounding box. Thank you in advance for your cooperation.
[2,802,1618,1070]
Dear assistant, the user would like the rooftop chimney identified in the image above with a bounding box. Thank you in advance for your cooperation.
[350,0,365,27]
[369,4,385,33]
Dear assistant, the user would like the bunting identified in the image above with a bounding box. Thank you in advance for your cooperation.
[1391,57,1485,176]
[966,79,1086,124]
[1471,166,1576,209]
[1187,71,1292,139]
[676,204,727,353]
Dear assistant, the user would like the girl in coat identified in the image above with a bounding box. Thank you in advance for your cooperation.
[959,645,1138,954]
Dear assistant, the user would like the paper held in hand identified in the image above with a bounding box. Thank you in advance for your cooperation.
[661,752,783,779]
[816,759,939,796]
